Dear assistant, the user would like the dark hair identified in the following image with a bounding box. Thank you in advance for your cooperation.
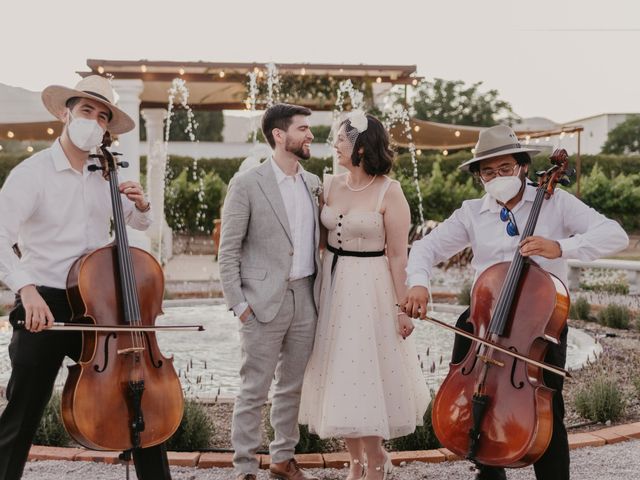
[342,115,394,175]
[261,103,312,148]
[65,96,113,122]
[468,151,531,174]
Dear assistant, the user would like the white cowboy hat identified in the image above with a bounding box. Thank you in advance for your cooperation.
[41,75,135,134]
[459,125,540,171]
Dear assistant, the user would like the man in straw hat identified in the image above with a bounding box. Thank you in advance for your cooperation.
[0,75,171,479]
[401,125,628,480]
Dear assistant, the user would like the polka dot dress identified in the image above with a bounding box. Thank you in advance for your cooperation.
[299,177,430,439]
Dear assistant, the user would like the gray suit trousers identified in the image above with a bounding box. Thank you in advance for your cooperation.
[232,276,317,475]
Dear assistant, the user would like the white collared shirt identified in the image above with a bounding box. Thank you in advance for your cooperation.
[407,183,629,288]
[270,158,316,280]
[0,139,152,292]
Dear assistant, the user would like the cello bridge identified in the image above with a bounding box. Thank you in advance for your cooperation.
[117,347,146,355]
[477,354,504,368]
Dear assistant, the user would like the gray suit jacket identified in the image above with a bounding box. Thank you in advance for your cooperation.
[218,158,321,323]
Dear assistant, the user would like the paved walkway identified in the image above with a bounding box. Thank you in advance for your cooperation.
[20,439,640,480]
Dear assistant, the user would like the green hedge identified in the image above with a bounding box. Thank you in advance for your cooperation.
[4,151,639,234]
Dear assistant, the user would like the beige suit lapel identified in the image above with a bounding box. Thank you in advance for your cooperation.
[256,159,293,245]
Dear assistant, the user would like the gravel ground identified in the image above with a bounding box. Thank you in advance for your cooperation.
[20,439,640,480]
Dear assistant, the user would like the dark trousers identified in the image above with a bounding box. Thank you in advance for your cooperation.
[451,308,570,480]
[0,287,172,480]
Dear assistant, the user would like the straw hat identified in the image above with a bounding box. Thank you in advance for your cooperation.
[459,125,540,171]
[42,75,135,134]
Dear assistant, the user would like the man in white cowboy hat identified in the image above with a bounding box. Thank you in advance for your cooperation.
[0,75,171,480]
[401,124,628,480]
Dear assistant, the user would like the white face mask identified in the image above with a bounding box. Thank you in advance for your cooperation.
[483,166,523,204]
[67,110,106,151]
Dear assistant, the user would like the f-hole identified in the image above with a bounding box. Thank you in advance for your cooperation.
[94,332,117,372]
[509,346,525,389]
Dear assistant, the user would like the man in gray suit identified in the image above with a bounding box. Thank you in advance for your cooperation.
[219,103,322,480]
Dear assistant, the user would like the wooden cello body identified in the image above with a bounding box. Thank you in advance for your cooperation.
[61,135,183,451]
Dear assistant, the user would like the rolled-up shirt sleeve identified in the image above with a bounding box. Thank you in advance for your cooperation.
[123,197,153,231]
[407,206,472,288]
[0,166,39,292]
[556,190,629,260]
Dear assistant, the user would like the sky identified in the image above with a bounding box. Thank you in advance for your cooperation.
[2,0,639,123]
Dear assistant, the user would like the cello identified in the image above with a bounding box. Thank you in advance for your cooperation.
[431,149,573,468]
[60,133,184,452]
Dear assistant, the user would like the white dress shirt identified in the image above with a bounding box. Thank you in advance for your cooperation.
[232,159,316,317]
[270,159,316,280]
[0,139,152,292]
[407,183,629,289]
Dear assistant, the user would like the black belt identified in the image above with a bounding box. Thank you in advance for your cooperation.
[327,244,384,276]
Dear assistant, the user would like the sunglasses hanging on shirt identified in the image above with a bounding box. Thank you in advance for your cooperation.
[500,207,519,237]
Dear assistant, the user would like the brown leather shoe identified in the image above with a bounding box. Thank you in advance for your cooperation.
[269,458,318,480]
[236,474,257,480]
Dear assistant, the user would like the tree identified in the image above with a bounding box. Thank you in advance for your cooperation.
[602,115,640,154]
[409,78,517,127]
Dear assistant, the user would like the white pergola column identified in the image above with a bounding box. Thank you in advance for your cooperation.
[142,108,173,262]
[111,79,150,251]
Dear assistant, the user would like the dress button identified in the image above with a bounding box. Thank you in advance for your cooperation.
[338,223,342,226]
[339,214,343,218]
[289,251,294,256]
[338,240,342,244]
[337,232,341,236]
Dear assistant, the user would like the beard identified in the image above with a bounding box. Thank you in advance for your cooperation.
[285,137,310,160]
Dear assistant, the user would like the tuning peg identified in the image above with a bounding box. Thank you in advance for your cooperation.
[111,151,123,156]
[87,165,104,172]
[559,177,571,187]
[565,167,576,177]
[117,161,129,168]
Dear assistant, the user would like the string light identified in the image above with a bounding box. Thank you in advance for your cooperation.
[300,68,306,76]
[114,140,120,147]
[411,78,418,86]
[47,128,54,135]
[443,149,449,156]
[416,149,422,155]
[454,130,461,137]
[7,131,14,139]
[141,65,147,73]
[26,146,33,153]
[471,148,476,154]
[179,68,185,76]
[559,131,566,138]
[219,71,225,78]
[0,145,3,151]
[414,125,420,132]
[257,70,264,78]
[570,133,575,138]
[98,66,105,74]
[376,76,382,83]
[545,136,550,142]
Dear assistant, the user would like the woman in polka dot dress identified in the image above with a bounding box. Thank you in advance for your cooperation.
[299,114,430,480]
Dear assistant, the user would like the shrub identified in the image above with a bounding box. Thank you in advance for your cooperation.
[164,170,227,234]
[166,398,214,451]
[388,395,440,451]
[597,304,631,329]
[457,282,472,306]
[632,375,640,397]
[33,392,72,447]
[569,297,591,321]
[579,281,629,296]
[574,376,625,422]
